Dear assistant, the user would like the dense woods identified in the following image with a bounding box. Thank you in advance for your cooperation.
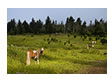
[7,16,107,37]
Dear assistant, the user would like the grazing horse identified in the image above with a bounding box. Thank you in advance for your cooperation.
[87,44,94,49]
[26,48,44,65]
[87,41,97,49]
[92,41,96,44]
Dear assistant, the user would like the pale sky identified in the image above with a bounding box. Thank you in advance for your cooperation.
[7,8,107,25]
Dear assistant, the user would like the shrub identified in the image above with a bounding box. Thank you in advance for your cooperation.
[68,34,70,37]
[104,52,107,55]
[95,37,98,41]
[95,36,100,41]
[84,35,87,39]
[89,37,92,41]
[31,34,34,37]
[48,41,51,44]
[68,40,70,44]
[64,42,66,45]
[47,38,49,41]
[51,38,54,41]
[49,34,51,37]
[70,44,72,47]
[74,35,76,38]
[43,38,46,41]
[100,39,107,45]
[23,38,26,41]
[59,40,61,42]
[86,32,91,36]
[82,39,85,41]
[99,32,106,37]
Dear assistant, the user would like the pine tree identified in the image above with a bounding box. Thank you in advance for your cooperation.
[7,19,17,35]
[45,16,52,33]
[17,20,24,34]
[30,18,36,34]
[22,20,30,33]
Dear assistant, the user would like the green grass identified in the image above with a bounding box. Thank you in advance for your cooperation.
[7,34,107,74]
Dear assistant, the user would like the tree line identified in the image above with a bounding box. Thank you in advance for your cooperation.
[7,16,107,37]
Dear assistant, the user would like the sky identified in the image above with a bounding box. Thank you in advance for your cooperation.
[7,8,107,25]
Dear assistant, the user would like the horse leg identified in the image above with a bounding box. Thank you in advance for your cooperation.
[26,51,31,65]
[37,59,39,64]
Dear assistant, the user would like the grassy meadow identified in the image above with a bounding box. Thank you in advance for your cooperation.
[7,34,107,74]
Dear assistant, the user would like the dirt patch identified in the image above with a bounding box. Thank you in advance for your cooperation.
[86,66,107,74]
[81,60,107,74]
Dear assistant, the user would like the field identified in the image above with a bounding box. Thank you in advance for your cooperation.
[7,34,107,74]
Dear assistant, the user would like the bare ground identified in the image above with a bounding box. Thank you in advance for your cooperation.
[81,60,107,74]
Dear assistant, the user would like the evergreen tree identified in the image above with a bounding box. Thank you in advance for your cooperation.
[17,20,24,34]
[22,20,30,33]
[30,18,36,34]
[69,16,75,33]
[65,17,69,33]
[7,19,17,35]
[81,21,86,35]
[65,16,75,33]
[45,16,52,33]
[36,19,43,33]
[75,17,82,34]
[7,17,107,36]
[52,20,55,33]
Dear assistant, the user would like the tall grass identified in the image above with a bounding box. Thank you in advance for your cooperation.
[7,34,107,74]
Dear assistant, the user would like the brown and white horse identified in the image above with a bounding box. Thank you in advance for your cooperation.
[87,44,94,49]
[87,41,97,49]
[26,48,44,65]
[92,41,97,44]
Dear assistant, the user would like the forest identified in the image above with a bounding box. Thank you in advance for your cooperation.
[7,16,107,37]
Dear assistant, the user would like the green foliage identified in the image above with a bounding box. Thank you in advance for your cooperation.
[80,21,86,35]
[65,16,75,33]
[89,37,92,41]
[82,38,85,41]
[67,34,70,37]
[7,19,17,35]
[74,34,77,38]
[7,34,107,74]
[45,16,52,33]
[100,39,107,45]
[17,20,24,34]
[23,20,30,33]
[84,35,87,39]
[7,17,107,36]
